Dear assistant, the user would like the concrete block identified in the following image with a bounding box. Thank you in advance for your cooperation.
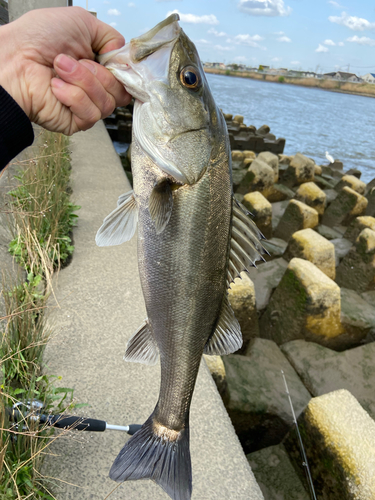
[243,150,257,160]
[278,154,293,165]
[316,224,344,240]
[366,186,375,217]
[260,258,346,348]
[324,188,338,204]
[335,174,366,195]
[331,237,353,266]
[247,444,310,500]
[282,341,375,421]
[236,159,275,195]
[242,192,272,239]
[261,183,295,203]
[223,339,311,453]
[294,181,326,215]
[322,186,368,227]
[203,354,228,400]
[314,164,322,176]
[247,258,288,311]
[365,177,375,196]
[340,287,375,342]
[228,272,259,353]
[284,390,375,500]
[274,200,319,242]
[285,228,335,279]
[257,124,270,135]
[344,215,375,242]
[262,237,288,259]
[271,200,289,230]
[336,228,375,292]
[282,153,315,187]
[257,151,279,182]
[233,114,244,124]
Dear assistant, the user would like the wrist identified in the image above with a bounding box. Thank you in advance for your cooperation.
[0,23,31,118]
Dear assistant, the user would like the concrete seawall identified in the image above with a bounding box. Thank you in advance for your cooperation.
[43,121,264,499]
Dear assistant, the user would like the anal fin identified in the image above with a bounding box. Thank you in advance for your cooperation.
[96,190,138,246]
[204,295,242,356]
[124,320,159,365]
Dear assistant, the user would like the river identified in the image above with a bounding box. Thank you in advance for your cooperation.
[206,73,375,184]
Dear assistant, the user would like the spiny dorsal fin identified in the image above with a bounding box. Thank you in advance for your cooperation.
[204,295,242,355]
[227,196,268,284]
[149,180,173,234]
[124,320,159,366]
[96,190,138,246]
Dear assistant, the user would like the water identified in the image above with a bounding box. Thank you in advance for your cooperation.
[206,73,375,184]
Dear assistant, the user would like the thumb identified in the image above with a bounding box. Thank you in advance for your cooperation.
[89,16,125,54]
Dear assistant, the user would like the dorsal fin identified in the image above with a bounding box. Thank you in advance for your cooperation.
[227,196,268,284]
[204,295,242,355]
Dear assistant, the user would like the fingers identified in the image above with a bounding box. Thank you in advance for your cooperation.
[87,14,126,54]
[51,54,131,132]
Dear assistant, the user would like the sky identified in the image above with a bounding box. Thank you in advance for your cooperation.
[73,0,375,75]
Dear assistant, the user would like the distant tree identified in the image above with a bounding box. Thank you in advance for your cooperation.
[259,65,264,71]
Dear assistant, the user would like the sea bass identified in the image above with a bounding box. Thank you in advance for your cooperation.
[96,14,266,500]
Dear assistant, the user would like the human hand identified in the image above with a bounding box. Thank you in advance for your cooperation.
[0,6,131,135]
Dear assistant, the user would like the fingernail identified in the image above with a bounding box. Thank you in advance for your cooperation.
[56,54,78,73]
[51,78,65,88]
[80,60,97,75]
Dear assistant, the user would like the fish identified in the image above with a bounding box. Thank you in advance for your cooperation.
[95,14,267,500]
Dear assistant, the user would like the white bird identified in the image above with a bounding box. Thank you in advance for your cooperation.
[325,151,334,164]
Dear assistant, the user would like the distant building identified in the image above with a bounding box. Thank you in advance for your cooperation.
[362,73,375,83]
[245,67,258,73]
[323,71,361,82]
[0,0,8,25]
[258,65,270,72]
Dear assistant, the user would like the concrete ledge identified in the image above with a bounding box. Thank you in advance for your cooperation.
[43,122,263,500]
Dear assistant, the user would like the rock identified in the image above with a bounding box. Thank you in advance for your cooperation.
[281,341,375,419]
[232,168,247,191]
[242,192,272,239]
[257,151,279,183]
[234,193,244,204]
[340,287,375,342]
[243,150,256,160]
[316,224,344,240]
[223,113,233,121]
[247,258,288,311]
[332,224,347,235]
[262,237,288,259]
[259,258,346,349]
[314,174,336,189]
[282,153,315,187]
[284,390,375,500]
[278,154,293,165]
[233,114,244,124]
[345,168,362,178]
[334,174,366,195]
[323,188,338,204]
[366,186,375,217]
[362,290,375,306]
[247,444,310,500]
[331,159,343,170]
[203,354,228,400]
[274,200,319,242]
[335,228,375,292]
[271,200,289,230]
[243,157,254,168]
[257,124,270,135]
[365,178,375,196]
[232,160,244,171]
[223,338,311,453]
[294,181,327,216]
[344,215,375,242]
[284,228,335,279]
[231,150,245,164]
[236,159,275,194]
[228,272,259,353]
[322,186,368,227]
[261,183,294,203]
[331,237,352,266]
[314,164,322,176]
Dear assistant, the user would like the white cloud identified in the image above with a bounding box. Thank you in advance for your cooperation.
[328,0,345,8]
[347,35,375,46]
[238,0,292,17]
[196,39,210,44]
[110,22,117,26]
[208,28,227,37]
[324,39,336,45]
[329,12,375,31]
[226,38,232,43]
[278,35,291,42]
[167,10,219,25]
[128,2,135,7]
[316,44,329,52]
[108,8,121,15]
[234,33,264,48]
[214,44,234,51]
[290,60,300,65]
[273,31,285,35]
[338,41,345,46]
[271,57,282,62]
[234,56,248,62]
[103,1,110,4]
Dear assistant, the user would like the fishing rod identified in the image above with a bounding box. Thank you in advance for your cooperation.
[6,400,142,435]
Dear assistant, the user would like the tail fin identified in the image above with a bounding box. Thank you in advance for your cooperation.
[109,414,192,500]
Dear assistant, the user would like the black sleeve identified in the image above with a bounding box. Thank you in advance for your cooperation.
[0,86,34,172]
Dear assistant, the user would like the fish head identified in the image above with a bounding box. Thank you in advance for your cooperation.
[98,14,227,185]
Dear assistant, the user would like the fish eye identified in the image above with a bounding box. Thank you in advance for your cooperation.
[180,66,201,90]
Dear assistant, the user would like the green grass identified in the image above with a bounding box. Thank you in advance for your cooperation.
[0,131,80,499]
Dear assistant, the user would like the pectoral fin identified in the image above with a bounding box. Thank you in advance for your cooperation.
[204,295,242,356]
[96,191,138,246]
[124,320,159,365]
[149,180,173,234]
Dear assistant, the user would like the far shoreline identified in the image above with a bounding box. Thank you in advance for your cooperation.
[204,67,375,99]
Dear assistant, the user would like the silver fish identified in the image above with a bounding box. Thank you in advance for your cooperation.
[96,14,267,500]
